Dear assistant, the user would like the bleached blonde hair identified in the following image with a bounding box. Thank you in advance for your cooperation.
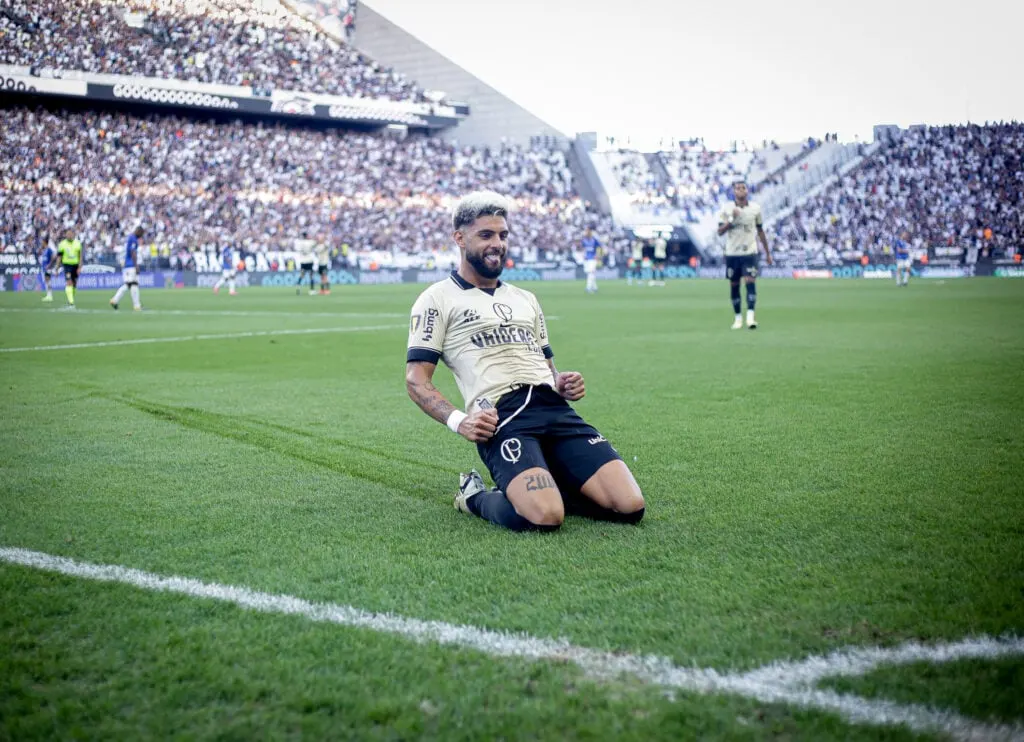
[451,191,512,232]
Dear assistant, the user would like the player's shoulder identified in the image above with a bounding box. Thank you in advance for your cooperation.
[412,274,461,305]
[499,280,540,305]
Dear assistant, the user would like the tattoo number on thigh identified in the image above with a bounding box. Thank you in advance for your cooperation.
[524,474,555,492]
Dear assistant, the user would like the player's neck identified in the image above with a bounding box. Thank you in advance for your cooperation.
[457,263,499,289]
[736,198,748,207]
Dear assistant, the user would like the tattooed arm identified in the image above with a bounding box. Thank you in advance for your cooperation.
[406,361,498,442]
[405,361,457,425]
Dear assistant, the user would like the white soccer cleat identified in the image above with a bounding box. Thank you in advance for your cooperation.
[454,469,486,514]
[42,295,53,302]
[731,316,743,330]
[746,310,757,330]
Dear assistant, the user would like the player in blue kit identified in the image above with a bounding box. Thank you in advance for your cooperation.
[38,239,58,302]
[109,226,145,311]
[582,227,600,294]
[213,246,239,295]
[894,232,911,287]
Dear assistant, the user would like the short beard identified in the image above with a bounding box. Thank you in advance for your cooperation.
[466,251,504,279]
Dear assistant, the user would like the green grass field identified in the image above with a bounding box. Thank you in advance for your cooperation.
[1,278,1023,741]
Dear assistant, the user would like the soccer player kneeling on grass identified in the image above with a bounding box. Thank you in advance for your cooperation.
[405,191,645,532]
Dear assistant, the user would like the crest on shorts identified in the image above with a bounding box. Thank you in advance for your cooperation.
[492,303,513,323]
[500,438,521,464]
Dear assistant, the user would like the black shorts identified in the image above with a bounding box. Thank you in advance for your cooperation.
[318,264,329,276]
[726,254,758,280]
[477,385,622,499]
[300,261,314,272]
[63,264,80,282]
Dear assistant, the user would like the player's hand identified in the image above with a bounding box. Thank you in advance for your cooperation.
[732,207,741,219]
[765,252,774,266]
[557,371,585,401]
[458,408,498,442]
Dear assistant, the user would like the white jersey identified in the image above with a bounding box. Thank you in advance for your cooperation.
[718,201,763,256]
[407,271,553,413]
[314,243,330,266]
[295,239,316,264]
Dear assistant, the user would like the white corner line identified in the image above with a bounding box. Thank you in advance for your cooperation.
[0,325,405,353]
[1,548,1021,739]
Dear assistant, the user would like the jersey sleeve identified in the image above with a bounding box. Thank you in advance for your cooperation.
[532,294,554,359]
[406,288,447,364]
[755,206,763,227]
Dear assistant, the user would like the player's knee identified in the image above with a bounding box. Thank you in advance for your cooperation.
[625,489,646,511]
[525,500,564,528]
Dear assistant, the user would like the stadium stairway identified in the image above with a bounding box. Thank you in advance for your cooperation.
[691,141,866,257]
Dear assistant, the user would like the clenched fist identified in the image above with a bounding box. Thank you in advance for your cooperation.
[556,371,586,401]
[458,408,499,442]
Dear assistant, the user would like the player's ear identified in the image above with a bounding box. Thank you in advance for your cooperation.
[453,230,465,250]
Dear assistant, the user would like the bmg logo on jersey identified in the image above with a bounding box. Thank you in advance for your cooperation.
[410,307,439,341]
[500,438,522,464]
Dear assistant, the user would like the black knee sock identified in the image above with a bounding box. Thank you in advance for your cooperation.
[746,282,756,311]
[467,489,559,532]
[566,496,645,524]
[730,283,742,314]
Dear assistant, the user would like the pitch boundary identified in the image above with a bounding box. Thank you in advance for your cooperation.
[1,547,1020,740]
[0,324,405,353]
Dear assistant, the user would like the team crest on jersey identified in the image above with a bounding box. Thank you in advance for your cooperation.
[492,303,513,323]
[500,438,522,464]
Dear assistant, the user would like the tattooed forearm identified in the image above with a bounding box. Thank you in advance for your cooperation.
[546,359,559,386]
[524,473,556,492]
[407,378,457,425]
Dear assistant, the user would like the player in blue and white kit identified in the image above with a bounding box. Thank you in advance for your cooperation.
[38,239,58,302]
[109,226,145,310]
[894,232,911,287]
[581,227,600,294]
[213,245,238,295]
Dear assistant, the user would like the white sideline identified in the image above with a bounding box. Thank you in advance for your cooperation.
[0,325,405,353]
[1,547,1021,741]
[0,308,406,318]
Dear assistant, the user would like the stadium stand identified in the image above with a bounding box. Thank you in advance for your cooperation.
[768,124,1024,266]
[0,105,622,267]
[0,0,423,101]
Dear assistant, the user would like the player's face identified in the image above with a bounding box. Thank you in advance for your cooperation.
[734,183,748,202]
[457,215,509,279]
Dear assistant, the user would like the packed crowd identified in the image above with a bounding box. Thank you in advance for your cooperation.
[0,106,620,266]
[599,143,778,222]
[658,145,756,219]
[0,0,422,101]
[770,124,1024,262]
